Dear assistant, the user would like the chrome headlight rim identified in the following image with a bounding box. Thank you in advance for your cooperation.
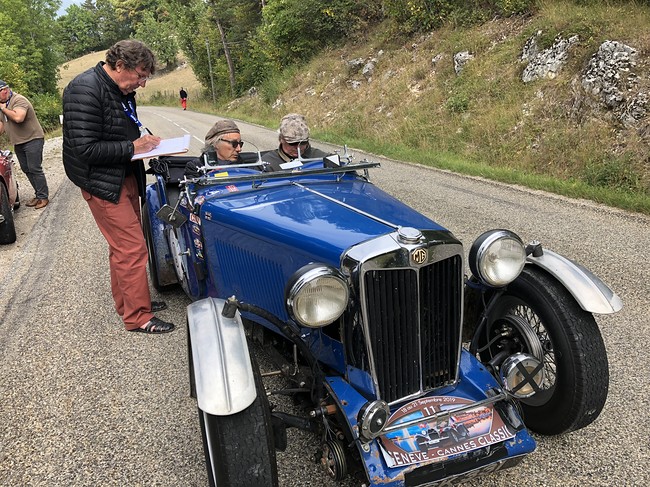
[286,264,349,328]
[469,229,526,287]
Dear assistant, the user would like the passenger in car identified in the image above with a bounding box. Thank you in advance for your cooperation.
[262,113,330,171]
[204,119,244,164]
[184,119,247,178]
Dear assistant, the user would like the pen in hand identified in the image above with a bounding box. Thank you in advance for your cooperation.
[133,133,161,154]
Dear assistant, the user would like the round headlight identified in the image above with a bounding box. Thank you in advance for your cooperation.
[286,265,349,328]
[469,230,526,287]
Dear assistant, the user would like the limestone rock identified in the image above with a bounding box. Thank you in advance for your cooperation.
[454,51,474,75]
[521,34,579,83]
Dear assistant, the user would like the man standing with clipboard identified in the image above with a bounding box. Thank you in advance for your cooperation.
[62,39,175,335]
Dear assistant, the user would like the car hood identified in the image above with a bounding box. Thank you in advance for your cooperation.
[198,178,448,264]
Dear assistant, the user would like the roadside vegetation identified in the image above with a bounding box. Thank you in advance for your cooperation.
[2,0,649,214]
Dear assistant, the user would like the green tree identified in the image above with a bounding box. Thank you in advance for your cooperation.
[57,3,104,58]
[164,0,264,99]
[56,0,133,60]
[0,0,61,95]
[257,0,376,68]
[134,10,178,67]
[112,0,161,28]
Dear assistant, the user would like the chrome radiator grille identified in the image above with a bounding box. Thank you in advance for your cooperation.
[362,254,463,404]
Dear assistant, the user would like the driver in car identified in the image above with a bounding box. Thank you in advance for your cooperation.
[262,113,329,171]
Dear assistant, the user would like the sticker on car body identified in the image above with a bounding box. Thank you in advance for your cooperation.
[379,396,515,468]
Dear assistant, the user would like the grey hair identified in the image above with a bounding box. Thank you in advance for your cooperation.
[105,39,156,74]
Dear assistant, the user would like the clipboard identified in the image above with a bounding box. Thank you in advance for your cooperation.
[132,134,191,160]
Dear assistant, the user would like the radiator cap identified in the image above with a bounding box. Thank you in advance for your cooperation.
[397,226,422,244]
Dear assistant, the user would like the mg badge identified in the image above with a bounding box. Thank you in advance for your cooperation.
[412,248,427,264]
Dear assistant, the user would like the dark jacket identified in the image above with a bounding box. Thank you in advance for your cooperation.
[261,144,329,171]
[62,62,145,203]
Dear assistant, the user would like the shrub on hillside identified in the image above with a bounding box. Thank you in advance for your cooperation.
[32,94,62,132]
[382,0,535,32]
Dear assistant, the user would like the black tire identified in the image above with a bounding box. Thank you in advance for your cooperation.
[142,203,175,292]
[483,267,608,435]
[197,343,279,486]
[0,183,17,244]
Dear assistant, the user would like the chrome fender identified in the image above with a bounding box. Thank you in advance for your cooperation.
[526,249,623,314]
[187,297,256,415]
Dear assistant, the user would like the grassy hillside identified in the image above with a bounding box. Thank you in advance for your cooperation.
[57,51,202,103]
[56,1,650,214]
[223,0,650,214]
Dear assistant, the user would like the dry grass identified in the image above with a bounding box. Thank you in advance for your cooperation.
[225,1,650,213]
[57,51,203,102]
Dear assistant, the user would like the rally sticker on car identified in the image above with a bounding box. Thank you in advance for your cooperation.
[379,396,515,468]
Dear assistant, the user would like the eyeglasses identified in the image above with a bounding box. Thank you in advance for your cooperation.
[133,67,151,82]
[219,138,244,149]
[284,139,309,147]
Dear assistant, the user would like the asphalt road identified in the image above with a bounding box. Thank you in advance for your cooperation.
[1,106,648,486]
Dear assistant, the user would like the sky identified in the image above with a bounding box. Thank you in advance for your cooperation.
[57,0,81,16]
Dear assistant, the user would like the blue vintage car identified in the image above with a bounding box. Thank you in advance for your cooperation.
[143,148,621,486]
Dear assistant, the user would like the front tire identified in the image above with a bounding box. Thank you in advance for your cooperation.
[197,344,278,486]
[483,267,609,435]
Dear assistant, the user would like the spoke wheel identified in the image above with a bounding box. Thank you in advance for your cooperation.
[482,267,609,435]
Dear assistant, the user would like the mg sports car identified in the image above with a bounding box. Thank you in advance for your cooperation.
[143,147,621,486]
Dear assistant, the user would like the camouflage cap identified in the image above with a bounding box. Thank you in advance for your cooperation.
[279,113,310,143]
[205,119,240,143]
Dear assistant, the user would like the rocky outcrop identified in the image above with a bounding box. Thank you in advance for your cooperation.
[580,41,646,128]
[521,34,579,82]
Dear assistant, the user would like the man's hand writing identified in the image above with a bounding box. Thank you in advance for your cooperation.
[133,134,162,154]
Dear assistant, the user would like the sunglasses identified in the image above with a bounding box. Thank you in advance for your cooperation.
[285,140,309,147]
[219,138,244,149]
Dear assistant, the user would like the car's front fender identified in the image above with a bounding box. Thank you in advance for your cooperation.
[187,297,257,415]
[526,249,623,314]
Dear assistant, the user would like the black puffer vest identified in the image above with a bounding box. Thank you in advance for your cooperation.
[62,62,145,203]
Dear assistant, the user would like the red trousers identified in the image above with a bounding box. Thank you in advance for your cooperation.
[82,174,154,330]
[181,98,187,110]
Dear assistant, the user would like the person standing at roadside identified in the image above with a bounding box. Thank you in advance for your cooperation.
[179,87,187,110]
[0,80,50,209]
[62,39,175,335]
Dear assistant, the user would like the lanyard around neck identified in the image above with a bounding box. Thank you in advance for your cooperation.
[121,100,148,136]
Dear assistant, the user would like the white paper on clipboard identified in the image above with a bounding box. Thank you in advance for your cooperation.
[132,134,191,160]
